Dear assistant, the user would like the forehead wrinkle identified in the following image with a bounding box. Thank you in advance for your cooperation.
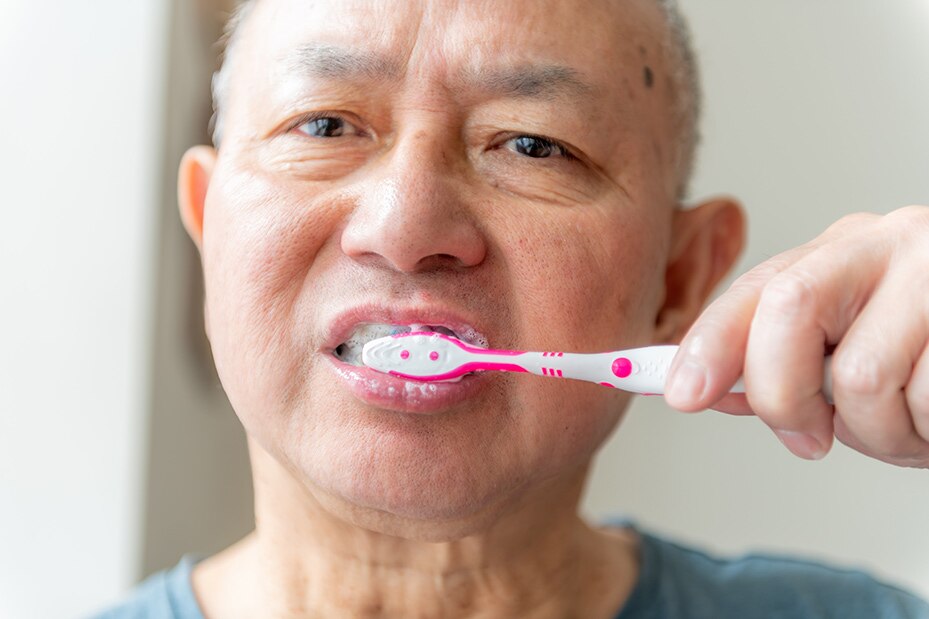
[281,40,595,104]
[283,43,402,81]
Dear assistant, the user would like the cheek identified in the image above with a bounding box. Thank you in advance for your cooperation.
[201,166,344,428]
[501,205,667,350]
[490,203,668,467]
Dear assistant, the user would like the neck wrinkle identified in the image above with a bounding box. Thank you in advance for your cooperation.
[241,440,632,619]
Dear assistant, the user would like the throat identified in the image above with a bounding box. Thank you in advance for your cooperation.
[197,525,640,619]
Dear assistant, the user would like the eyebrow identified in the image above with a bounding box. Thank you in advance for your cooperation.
[284,44,594,102]
[285,44,402,81]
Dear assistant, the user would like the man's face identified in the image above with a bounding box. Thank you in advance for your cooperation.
[199,0,679,528]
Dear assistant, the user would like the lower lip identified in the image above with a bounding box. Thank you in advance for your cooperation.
[327,355,489,414]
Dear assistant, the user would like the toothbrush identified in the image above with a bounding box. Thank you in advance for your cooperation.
[361,331,835,401]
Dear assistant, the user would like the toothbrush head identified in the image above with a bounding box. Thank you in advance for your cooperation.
[362,331,477,382]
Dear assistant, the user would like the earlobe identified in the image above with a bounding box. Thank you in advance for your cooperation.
[178,145,218,252]
[654,198,746,343]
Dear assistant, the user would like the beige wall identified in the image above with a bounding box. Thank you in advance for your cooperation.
[0,2,169,617]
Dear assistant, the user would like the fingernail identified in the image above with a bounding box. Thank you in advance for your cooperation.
[774,430,827,461]
[668,360,707,404]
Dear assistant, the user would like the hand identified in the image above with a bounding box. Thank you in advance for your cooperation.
[664,205,929,468]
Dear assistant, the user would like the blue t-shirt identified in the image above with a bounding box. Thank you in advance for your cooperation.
[93,526,929,619]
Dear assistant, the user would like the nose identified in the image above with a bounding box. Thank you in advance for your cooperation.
[340,130,487,273]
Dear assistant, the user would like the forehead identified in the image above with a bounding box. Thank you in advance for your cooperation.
[238,0,667,95]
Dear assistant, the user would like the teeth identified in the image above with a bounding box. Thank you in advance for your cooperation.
[333,322,485,366]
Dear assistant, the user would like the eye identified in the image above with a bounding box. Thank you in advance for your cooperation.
[293,114,361,138]
[504,135,572,159]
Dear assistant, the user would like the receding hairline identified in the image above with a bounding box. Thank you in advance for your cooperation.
[209,0,701,198]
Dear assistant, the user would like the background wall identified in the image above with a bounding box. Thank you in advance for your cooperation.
[0,1,168,617]
[0,1,926,617]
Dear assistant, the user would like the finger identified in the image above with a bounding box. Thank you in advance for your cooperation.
[665,252,803,412]
[908,342,929,444]
[829,275,929,464]
[666,213,879,413]
[743,239,886,460]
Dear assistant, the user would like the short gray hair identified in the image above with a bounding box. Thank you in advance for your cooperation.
[209,1,257,148]
[655,0,701,198]
[210,0,701,198]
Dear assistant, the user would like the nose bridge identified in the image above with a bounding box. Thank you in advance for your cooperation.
[340,122,486,273]
[388,127,454,216]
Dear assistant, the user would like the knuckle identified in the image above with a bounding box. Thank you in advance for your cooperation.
[757,271,816,322]
[886,204,929,227]
[826,211,879,235]
[746,387,805,428]
[729,261,787,293]
[836,412,905,460]
[884,440,929,464]
[888,206,929,254]
[831,349,886,398]
[874,441,915,463]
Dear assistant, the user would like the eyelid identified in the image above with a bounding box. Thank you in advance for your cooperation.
[500,133,577,160]
[284,111,367,137]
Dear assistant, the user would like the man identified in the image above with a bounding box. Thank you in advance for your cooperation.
[98,0,929,617]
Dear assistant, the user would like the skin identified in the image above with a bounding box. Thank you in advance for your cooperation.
[177,0,928,616]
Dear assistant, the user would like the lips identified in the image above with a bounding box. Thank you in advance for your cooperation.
[322,305,492,414]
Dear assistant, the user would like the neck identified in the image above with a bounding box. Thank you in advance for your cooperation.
[194,443,639,619]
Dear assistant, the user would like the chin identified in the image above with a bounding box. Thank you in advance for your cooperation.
[323,485,517,542]
[306,450,529,539]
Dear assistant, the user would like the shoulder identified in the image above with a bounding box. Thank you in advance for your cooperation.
[89,555,205,619]
[617,526,929,619]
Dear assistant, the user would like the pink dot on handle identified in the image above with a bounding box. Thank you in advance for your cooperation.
[612,357,632,378]
[400,350,410,360]
[429,351,439,361]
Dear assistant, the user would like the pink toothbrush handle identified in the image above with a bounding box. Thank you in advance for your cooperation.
[516,345,834,402]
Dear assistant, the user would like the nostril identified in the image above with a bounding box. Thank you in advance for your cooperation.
[415,253,466,272]
[334,344,349,359]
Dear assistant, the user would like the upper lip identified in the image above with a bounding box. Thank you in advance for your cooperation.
[322,304,489,353]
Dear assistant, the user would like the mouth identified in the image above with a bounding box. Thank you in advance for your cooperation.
[332,322,489,367]
[323,309,492,414]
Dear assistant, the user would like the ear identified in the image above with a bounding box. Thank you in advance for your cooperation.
[653,197,746,343]
[177,145,218,253]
